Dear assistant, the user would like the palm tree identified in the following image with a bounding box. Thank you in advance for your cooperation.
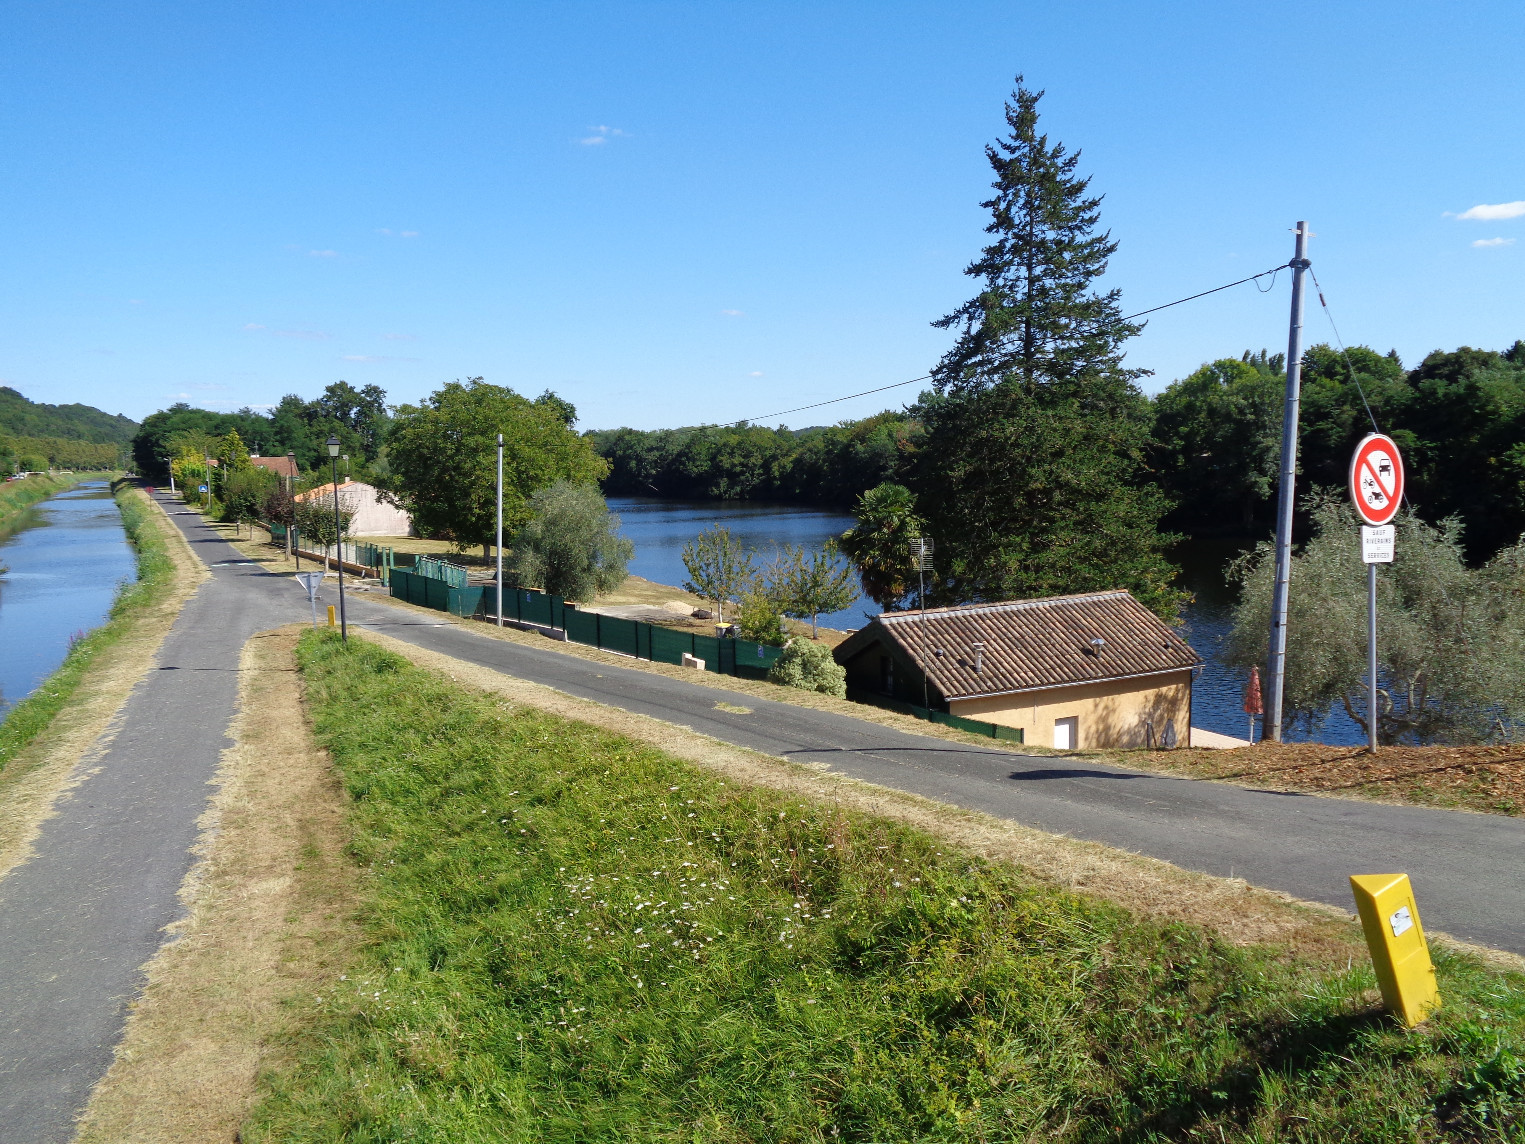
[837,483,924,610]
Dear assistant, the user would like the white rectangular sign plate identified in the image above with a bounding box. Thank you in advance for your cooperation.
[1362,525,1395,564]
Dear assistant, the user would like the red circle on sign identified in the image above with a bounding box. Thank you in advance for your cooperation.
[1349,433,1404,526]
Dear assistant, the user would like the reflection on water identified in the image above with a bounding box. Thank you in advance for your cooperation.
[609,497,1362,745]
[0,482,136,721]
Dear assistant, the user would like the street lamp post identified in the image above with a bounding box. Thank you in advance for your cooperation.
[285,452,297,568]
[327,435,347,643]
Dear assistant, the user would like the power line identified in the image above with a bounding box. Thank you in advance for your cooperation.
[738,262,1290,423]
[1308,267,1382,436]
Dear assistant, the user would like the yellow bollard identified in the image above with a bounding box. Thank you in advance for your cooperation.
[1349,873,1440,1027]
[327,605,336,628]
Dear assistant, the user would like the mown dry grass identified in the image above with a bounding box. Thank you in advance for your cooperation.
[74,626,361,1144]
[0,484,208,883]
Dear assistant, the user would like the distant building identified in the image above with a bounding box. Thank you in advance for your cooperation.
[833,590,1200,749]
[248,454,299,480]
[294,479,412,537]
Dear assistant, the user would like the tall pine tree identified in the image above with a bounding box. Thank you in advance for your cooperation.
[908,79,1183,618]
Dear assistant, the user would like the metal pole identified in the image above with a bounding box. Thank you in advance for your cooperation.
[1264,221,1311,742]
[330,457,347,643]
[1367,561,1379,753]
[496,433,504,626]
[919,569,930,712]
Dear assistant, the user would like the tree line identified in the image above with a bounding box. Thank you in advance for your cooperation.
[1,385,137,473]
[586,337,1525,570]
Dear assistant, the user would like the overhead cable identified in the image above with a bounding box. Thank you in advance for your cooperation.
[738,262,1290,423]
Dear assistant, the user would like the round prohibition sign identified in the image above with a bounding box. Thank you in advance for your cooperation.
[1349,432,1404,526]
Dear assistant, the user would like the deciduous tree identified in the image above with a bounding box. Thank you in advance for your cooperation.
[766,541,859,638]
[681,525,753,622]
[387,378,606,557]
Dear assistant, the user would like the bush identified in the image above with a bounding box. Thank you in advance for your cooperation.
[736,584,788,645]
[767,638,846,697]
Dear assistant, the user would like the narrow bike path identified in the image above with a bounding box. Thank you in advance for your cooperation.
[0,496,291,1143]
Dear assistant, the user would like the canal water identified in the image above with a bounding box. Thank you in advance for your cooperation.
[607,496,1364,745]
[0,481,136,721]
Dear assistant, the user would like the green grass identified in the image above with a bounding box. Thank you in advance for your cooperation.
[246,631,1525,1142]
[0,472,79,540]
[0,480,176,774]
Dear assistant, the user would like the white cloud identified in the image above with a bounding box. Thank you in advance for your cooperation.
[748,371,763,377]
[342,354,386,362]
[400,230,419,238]
[243,322,266,331]
[721,309,743,317]
[377,228,420,238]
[1473,237,1516,248]
[579,125,625,145]
[308,249,339,258]
[1457,201,1525,221]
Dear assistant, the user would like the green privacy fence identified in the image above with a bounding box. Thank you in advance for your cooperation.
[846,688,1026,744]
[414,555,470,588]
[389,576,786,680]
[388,568,484,617]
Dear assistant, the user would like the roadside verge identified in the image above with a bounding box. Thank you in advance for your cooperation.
[74,626,359,1144]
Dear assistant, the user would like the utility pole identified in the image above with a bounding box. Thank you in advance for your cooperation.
[495,433,504,626]
[1264,221,1312,742]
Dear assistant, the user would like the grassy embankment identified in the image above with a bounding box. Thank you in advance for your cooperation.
[0,479,174,775]
[243,630,1525,1142]
[0,471,78,541]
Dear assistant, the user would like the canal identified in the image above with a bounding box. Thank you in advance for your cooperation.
[607,496,1364,745]
[0,481,136,721]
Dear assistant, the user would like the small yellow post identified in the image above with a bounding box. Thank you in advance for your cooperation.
[327,604,336,627]
[1349,873,1440,1027]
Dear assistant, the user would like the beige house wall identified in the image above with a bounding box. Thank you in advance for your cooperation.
[949,670,1193,749]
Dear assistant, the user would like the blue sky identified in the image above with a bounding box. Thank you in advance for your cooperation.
[2,2,1521,430]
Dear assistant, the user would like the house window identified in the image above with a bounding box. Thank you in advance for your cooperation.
[1053,716,1078,750]
[879,655,894,695]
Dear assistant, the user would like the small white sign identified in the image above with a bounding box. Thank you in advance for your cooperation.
[1362,525,1395,564]
[1389,904,1414,938]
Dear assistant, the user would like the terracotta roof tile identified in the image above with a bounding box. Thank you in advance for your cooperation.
[844,590,1198,700]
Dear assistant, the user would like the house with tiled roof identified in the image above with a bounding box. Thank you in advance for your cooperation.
[832,590,1201,749]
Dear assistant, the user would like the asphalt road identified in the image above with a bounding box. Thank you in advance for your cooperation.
[1,494,1521,1140]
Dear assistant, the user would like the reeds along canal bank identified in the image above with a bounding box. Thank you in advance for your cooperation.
[0,479,135,725]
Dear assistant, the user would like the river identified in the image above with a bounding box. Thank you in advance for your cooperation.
[0,481,136,721]
[607,496,1366,745]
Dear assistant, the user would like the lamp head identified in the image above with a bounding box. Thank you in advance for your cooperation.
[326,435,341,459]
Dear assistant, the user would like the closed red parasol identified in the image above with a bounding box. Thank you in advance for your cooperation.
[1243,666,1263,742]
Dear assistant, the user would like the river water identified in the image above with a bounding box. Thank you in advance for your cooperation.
[0,481,136,721]
[608,496,1365,745]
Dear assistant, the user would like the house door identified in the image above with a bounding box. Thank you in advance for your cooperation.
[1053,717,1078,750]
